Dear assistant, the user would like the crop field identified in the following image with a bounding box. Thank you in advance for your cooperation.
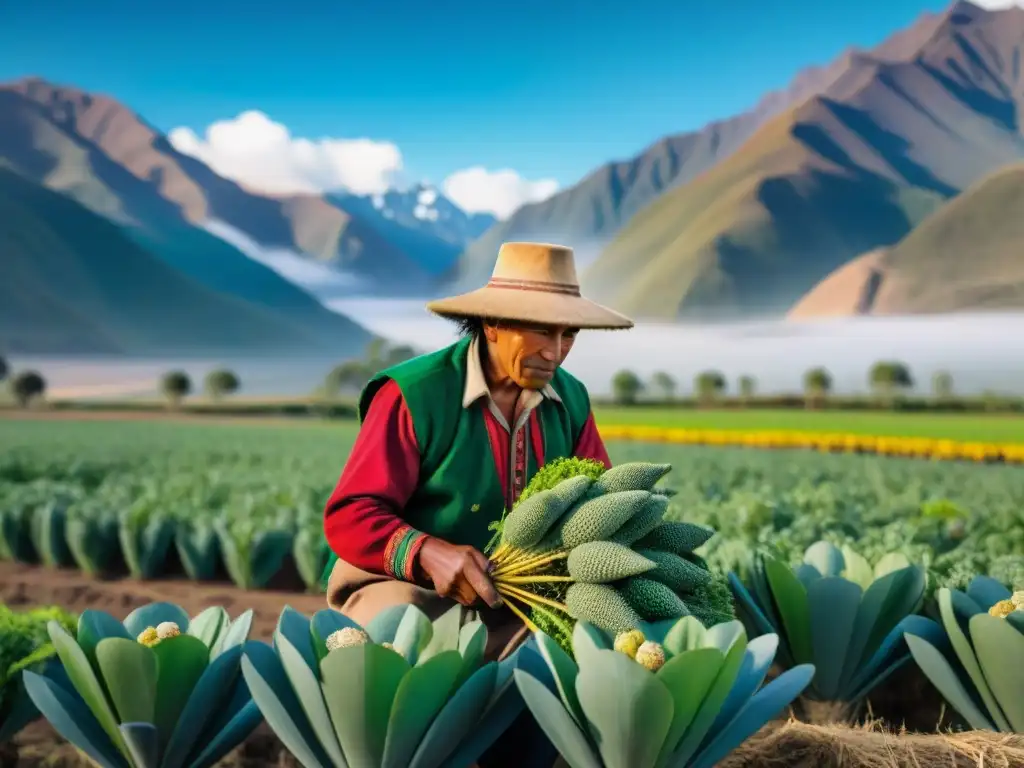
[593,406,1024,442]
[4,417,1024,766]
[2,418,1023,595]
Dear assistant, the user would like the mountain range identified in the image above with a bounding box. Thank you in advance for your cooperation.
[0,79,494,356]
[447,0,1024,321]
[3,0,1024,358]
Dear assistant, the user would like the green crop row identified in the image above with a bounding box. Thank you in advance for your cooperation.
[1,420,1024,595]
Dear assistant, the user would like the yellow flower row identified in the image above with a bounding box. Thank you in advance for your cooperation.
[596,425,1024,464]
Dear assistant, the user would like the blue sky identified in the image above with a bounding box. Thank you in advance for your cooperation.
[2,0,959,213]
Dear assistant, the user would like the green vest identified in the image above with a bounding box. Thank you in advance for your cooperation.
[321,335,593,587]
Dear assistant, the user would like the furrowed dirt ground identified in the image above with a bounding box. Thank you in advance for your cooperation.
[5,563,1024,767]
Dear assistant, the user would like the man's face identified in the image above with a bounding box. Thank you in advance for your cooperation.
[484,322,580,389]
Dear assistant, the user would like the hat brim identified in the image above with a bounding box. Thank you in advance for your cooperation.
[426,286,634,330]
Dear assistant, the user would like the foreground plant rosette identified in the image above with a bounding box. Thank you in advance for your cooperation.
[0,605,77,743]
[240,602,542,768]
[514,616,814,768]
[906,575,1024,732]
[727,540,945,706]
[23,602,261,768]
[486,459,735,655]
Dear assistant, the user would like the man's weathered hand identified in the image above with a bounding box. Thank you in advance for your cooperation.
[416,537,503,609]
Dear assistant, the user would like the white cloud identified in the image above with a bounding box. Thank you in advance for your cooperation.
[441,167,559,220]
[201,218,368,298]
[968,0,1022,7]
[169,112,560,219]
[168,111,404,196]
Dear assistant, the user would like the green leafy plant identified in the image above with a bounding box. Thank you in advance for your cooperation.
[514,617,814,768]
[0,605,77,742]
[906,575,1024,731]
[23,602,260,768]
[241,603,539,768]
[728,541,944,703]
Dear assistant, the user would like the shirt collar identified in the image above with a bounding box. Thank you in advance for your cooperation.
[462,334,562,409]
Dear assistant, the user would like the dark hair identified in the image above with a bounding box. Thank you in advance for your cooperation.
[448,315,485,339]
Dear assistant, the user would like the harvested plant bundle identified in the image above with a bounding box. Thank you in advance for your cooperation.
[23,602,261,768]
[906,575,1024,731]
[728,540,944,704]
[241,603,542,768]
[514,616,815,768]
[487,459,735,655]
[0,605,76,743]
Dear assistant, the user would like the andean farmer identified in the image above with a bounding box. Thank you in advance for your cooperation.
[321,242,634,663]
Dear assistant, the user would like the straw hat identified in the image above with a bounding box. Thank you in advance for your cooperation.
[427,242,634,330]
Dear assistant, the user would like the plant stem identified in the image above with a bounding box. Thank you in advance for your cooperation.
[496,574,574,585]
[500,594,541,633]
[493,550,569,578]
[498,583,570,614]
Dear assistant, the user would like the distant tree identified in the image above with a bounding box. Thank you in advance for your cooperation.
[868,360,913,405]
[650,371,677,402]
[933,370,954,401]
[738,375,756,406]
[868,360,913,408]
[204,369,240,401]
[803,367,832,409]
[161,370,192,408]
[0,355,8,383]
[611,370,644,405]
[384,344,417,367]
[365,337,390,371]
[10,370,45,408]
[694,370,726,405]
[324,360,372,397]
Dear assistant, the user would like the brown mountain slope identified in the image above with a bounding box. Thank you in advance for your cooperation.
[0,166,366,357]
[0,78,433,292]
[583,2,1024,320]
[444,3,950,291]
[791,163,1024,317]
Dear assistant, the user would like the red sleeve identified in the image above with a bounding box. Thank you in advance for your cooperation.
[574,411,612,469]
[323,379,428,580]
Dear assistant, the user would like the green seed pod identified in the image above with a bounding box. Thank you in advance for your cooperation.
[636,521,715,555]
[501,475,593,548]
[591,462,672,494]
[566,582,643,635]
[608,494,670,546]
[634,548,713,592]
[567,541,656,583]
[619,577,691,621]
[560,490,651,549]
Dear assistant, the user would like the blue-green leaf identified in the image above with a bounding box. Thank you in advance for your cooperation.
[47,620,130,761]
[687,664,814,768]
[905,634,995,731]
[162,646,245,768]
[240,642,331,768]
[95,638,157,725]
[120,723,160,768]
[409,662,496,768]
[22,670,126,768]
[576,649,673,768]
[321,643,410,767]
[382,650,463,768]
[806,577,861,699]
[967,577,1012,612]
[803,541,844,578]
[392,606,435,665]
[936,589,1011,731]
[514,671,601,768]
[276,633,346,768]
[970,614,1024,732]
